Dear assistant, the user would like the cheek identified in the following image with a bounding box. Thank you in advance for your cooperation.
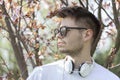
[66,35,83,49]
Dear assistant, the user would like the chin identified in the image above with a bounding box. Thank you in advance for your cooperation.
[59,48,72,54]
[59,48,67,53]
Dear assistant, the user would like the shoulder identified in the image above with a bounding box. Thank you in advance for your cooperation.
[27,66,42,80]
[35,59,64,71]
[92,62,120,80]
[41,59,64,72]
[42,59,64,68]
[27,59,64,80]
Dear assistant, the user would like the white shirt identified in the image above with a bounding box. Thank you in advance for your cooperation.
[27,60,120,80]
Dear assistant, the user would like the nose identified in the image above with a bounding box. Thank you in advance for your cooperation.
[56,33,63,39]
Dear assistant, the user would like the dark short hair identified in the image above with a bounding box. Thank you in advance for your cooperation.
[56,6,101,41]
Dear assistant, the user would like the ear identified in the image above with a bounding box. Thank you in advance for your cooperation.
[83,29,93,41]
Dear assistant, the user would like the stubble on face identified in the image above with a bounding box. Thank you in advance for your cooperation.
[58,37,84,57]
[62,35,84,56]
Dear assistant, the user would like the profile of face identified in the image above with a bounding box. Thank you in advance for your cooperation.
[56,17,87,55]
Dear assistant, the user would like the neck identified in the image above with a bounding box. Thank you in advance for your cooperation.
[71,46,92,69]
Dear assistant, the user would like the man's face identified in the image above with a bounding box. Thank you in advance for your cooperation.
[56,17,85,55]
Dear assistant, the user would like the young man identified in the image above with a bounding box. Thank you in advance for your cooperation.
[27,6,120,80]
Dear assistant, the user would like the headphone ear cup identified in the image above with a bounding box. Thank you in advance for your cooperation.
[78,63,84,77]
[64,59,74,74]
[78,62,93,77]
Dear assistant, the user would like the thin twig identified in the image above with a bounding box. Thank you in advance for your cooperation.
[17,35,36,68]
[18,0,23,32]
[0,26,8,32]
[95,0,114,22]
[105,48,116,68]
[0,56,11,74]
[108,63,120,69]
[79,0,85,8]
[60,0,68,6]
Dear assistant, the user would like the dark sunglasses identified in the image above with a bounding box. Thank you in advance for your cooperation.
[54,26,87,37]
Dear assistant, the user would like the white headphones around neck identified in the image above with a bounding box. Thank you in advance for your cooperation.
[64,56,94,77]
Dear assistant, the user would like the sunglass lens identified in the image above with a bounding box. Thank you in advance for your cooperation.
[60,27,66,36]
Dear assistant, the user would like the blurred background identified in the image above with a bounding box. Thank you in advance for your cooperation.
[0,0,120,80]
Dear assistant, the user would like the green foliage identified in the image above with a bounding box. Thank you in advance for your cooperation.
[0,34,19,79]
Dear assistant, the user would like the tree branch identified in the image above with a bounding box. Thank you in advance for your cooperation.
[111,0,120,58]
[105,0,120,68]
[91,0,103,56]
[95,0,114,22]
[0,26,8,32]
[60,0,68,6]
[86,0,89,10]
[79,0,85,8]
[108,63,120,69]
[0,56,11,73]
[18,0,23,32]
[1,1,28,79]
[17,35,36,68]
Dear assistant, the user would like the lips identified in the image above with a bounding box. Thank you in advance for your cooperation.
[57,41,65,47]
